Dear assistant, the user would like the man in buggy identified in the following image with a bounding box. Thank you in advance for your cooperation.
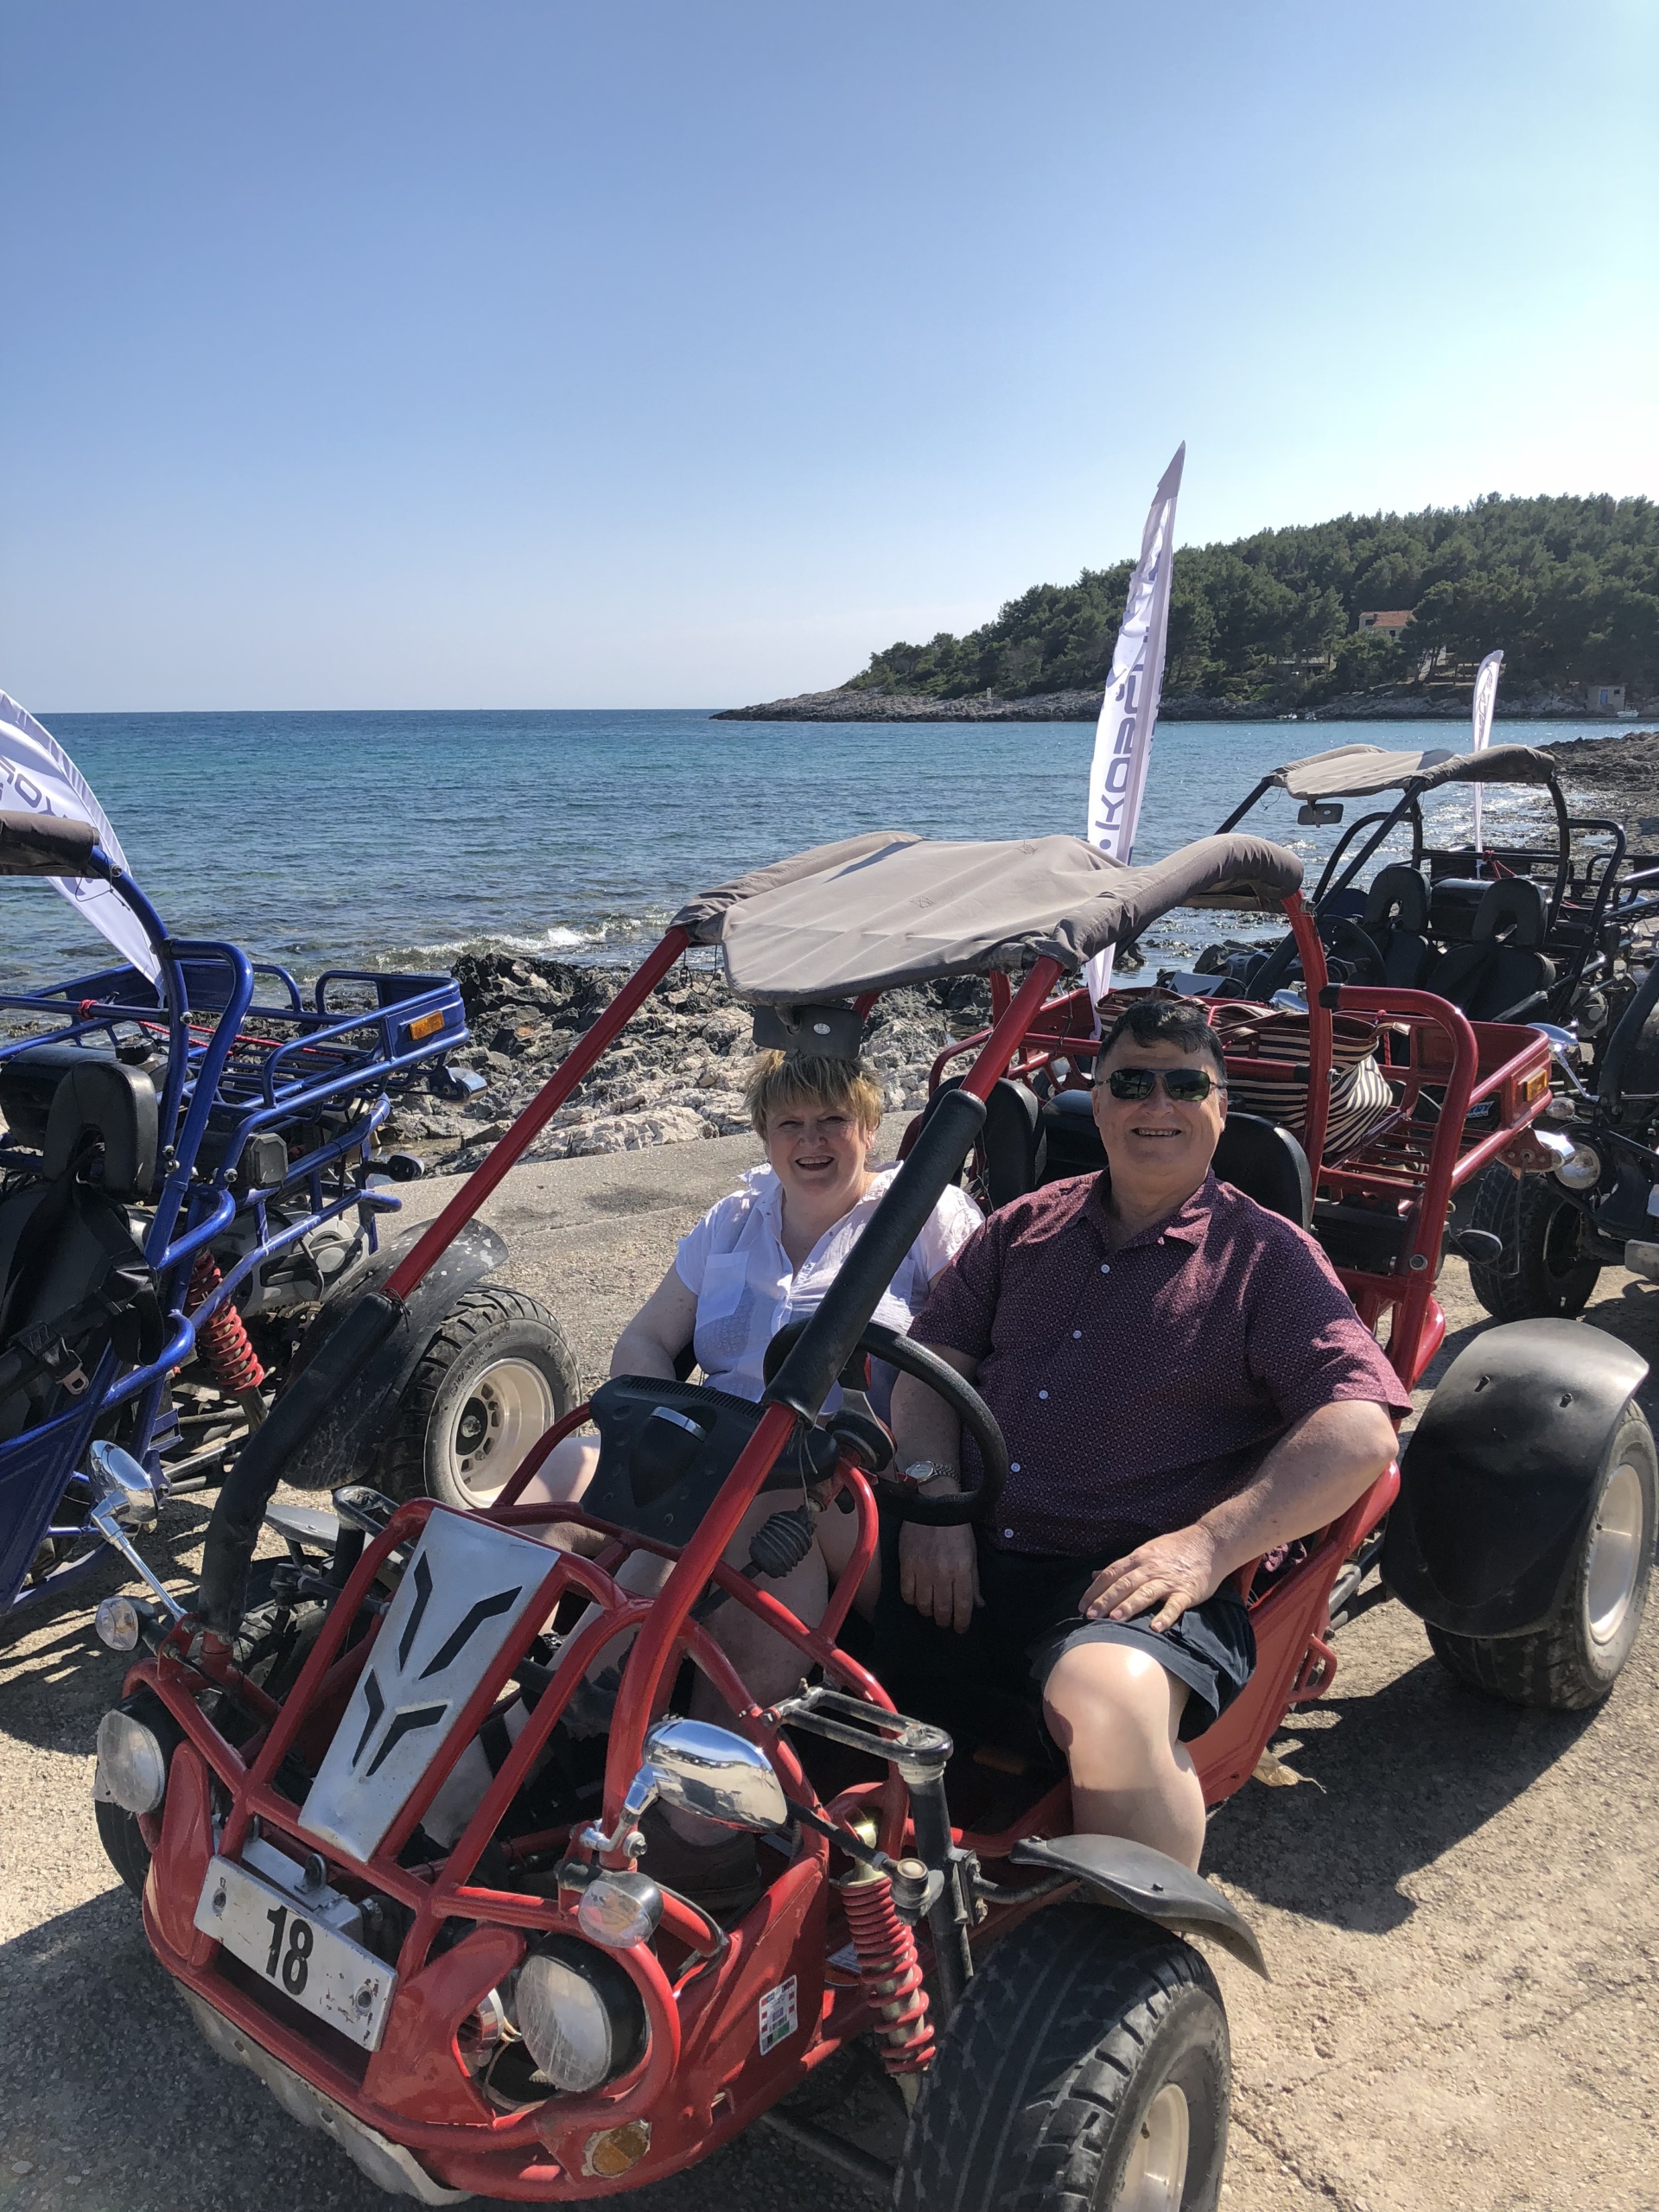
[880,995,1407,1869]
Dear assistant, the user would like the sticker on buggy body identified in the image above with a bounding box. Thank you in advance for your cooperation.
[758,1976,798,2056]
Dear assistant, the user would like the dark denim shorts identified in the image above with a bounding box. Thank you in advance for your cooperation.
[874,1525,1256,1745]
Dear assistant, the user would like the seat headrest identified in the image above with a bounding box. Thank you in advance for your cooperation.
[1472,876,1547,950]
[42,1057,159,1199]
[1361,864,1429,935]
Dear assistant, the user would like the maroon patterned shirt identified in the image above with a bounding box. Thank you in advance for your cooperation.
[909,1171,1410,1560]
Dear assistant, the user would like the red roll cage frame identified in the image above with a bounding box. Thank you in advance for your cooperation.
[125,891,1552,2197]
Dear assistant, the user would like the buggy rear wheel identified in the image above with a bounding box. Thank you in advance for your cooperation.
[1466,1166,1601,1321]
[378,1286,578,1510]
[893,1904,1230,2212]
[1427,1401,1656,1708]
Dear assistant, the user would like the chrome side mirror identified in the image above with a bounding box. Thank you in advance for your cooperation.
[88,1440,160,1533]
[640,1718,790,1833]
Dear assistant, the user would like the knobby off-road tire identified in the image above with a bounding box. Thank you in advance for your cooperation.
[377,1286,578,1510]
[1465,1166,1602,1322]
[96,1563,328,1897]
[1428,1402,1656,1710]
[893,1904,1230,2212]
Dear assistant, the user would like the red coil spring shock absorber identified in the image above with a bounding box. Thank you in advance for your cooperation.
[185,1253,268,1427]
[841,1866,934,2082]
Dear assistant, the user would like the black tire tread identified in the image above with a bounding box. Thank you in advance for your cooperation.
[1465,1166,1601,1322]
[1427,1406,1656,1710]
[377,1285,577,1503]
[893,1904,1227,2212]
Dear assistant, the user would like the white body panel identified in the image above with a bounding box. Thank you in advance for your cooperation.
[300,1509,550,1863]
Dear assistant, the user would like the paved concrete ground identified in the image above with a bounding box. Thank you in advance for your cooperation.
[2,1129,1656,2212]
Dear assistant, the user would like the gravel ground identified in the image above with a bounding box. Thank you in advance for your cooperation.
[3,1128,1656,2212]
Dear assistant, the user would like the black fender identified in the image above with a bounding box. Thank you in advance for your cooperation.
[196,1219,506,1634]
[1010,1834,1267,1978]
[1382,1317,1648,1637]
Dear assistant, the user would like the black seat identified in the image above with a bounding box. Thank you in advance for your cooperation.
[914,1077,1044,1211]
[1035,1091,1312,1229]
[1359,865,1433,989]
[1425,878,1555,1023]
[0,1053,162,1442]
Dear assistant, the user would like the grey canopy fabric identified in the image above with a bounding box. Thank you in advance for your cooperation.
[1272,742,1560,803]
[675,831,1303,1001]
[0,810,99,877]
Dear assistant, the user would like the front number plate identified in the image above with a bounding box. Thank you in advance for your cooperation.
[194,1858,397,2052]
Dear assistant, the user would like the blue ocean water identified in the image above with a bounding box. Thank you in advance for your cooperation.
[0,709,1632,988]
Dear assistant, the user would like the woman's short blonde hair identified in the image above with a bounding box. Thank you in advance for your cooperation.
[745,1051,886,1140]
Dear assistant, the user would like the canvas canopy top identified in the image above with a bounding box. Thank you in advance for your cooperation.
[1268,742,1562,804]
[671,830,1302,1002]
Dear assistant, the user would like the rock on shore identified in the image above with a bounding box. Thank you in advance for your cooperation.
[380,953,993,1173]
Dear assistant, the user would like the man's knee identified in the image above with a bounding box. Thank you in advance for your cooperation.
[1043,1640,1187,1767]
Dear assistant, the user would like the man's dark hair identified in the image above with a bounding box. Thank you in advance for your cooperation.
[1095,999,1228,1084]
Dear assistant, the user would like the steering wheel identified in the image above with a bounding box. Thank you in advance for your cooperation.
[1325,919,1387,986]
[763,1318,1009,1528]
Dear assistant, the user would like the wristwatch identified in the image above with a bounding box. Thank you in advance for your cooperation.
[899,1459,959,1491]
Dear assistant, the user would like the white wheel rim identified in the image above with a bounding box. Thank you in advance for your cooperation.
[1586,1463,1646,1646]
[1112,2081,1190,2212]
[441,1357,556,1507]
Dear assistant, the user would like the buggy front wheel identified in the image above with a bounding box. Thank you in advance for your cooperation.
[894,1904,1230,2212]
[378,1286,579,1510]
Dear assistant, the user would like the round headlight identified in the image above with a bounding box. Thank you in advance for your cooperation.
[515,1940,647,2094]
[95,1708,168,1815]
[1554,1141,1603,1192]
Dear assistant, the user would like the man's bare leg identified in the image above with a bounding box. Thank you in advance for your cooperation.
[1041,1641,1207,1870]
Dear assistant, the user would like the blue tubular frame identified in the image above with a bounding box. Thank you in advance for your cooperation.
[0,863,470,1628]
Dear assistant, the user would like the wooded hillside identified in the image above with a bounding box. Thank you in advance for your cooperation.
[847,494,1657,708]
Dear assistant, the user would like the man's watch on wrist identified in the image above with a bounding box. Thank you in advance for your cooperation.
[900,1459,960,1493]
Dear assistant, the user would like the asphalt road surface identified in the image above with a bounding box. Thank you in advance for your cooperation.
[3,1128,1656,2212]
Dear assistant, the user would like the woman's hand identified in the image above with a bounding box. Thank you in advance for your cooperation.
[1081,1523,1222,1634]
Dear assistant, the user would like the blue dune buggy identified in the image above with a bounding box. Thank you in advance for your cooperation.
[0,810,577,1636]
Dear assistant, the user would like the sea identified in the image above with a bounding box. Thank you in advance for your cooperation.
[0,709,1634,992]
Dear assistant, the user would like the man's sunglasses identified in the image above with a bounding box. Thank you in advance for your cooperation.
[1102,1066,1226,1103]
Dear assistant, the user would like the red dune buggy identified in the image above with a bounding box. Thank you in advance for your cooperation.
[92,829,1654,2209]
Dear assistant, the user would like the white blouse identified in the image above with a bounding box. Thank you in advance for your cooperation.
[674,1165,983,1404]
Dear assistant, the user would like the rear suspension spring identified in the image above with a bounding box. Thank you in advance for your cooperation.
[185,1253,267,1420]
[841,1867,933,2075]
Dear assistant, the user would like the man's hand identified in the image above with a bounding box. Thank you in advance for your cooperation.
[899,1520,982,1633]
[1082,1523,1222,1634]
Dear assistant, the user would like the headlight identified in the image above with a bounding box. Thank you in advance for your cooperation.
[576,1873,663,1950]
[515,1940,647,2094]
[1554,1141,1603,1191]
[95,1708,168,1814]
[94,1596,142,1652]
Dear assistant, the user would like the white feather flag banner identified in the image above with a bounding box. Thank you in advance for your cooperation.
[1084,443,1185,1003]
[0,691,160,981]
[1469,649,1503,854]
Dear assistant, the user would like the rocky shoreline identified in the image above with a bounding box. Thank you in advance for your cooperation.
[714,683,1635,724]
[382,957,993,1175]
[382,728,1659,1174]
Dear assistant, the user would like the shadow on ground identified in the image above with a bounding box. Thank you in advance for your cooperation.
[1203,1638,1603,1932]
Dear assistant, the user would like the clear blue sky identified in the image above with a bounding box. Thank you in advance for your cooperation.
[2,0,1654,710]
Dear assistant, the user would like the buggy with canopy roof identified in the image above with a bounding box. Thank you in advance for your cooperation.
[86,825,1654,2211]
[1192,740,1651,1035]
